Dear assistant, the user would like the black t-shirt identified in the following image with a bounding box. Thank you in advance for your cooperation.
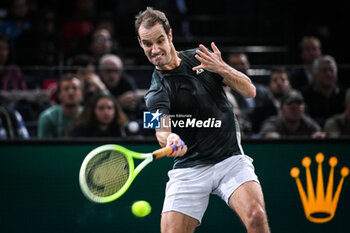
[145,48,244,168]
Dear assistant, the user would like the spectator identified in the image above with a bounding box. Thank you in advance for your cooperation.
[71,54,107,102]
[88,28,114,65]
[98,54,140,120]
[0,35,26,90]
[248,67,292,135]
[267,67,292,113]
[94,12,121,51]
[324,88,350,138]
[0,95,29,139]
[69,93,127,138]
[302,55,345,127]
[227,53,250,75]
[289,36,322,90]
[227,52,275,133]
[259,89,324,138]
[227,53,254,114]
[38,73,83,138]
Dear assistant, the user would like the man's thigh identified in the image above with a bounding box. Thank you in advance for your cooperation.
[161,211,199,233]
[229,181,267,222]
[162,166,212,223]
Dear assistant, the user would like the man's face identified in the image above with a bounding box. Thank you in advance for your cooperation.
[100,60,122,88]
[138,23,173,69]
[58,78,82,106]
[91,29,112,57]
[228,54,250,75]
[282,101,304,122]
[314,60,337,89]
[301,39,322,65]
[269,72,291,98]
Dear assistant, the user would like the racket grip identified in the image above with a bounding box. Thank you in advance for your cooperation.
[153,139,186,159]
[153,146,174,159]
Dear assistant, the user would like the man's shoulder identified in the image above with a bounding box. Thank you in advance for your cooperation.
[261,115,283,129]
[181,48,198,56]
[39,105,61,120]
[150,70,164,89]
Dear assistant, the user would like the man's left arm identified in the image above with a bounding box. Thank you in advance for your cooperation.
[192,42,256,98]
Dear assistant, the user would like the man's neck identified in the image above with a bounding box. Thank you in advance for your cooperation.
[61,104,79,117]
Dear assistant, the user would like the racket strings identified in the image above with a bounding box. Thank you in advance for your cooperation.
[85,150,130,197]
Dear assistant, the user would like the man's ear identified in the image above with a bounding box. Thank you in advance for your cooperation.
[169,29,173,42]
[137,36,143,48]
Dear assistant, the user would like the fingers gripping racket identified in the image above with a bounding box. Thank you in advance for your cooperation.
[79,141,184,203]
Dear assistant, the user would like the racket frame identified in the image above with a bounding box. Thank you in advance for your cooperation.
[79,144,153,203]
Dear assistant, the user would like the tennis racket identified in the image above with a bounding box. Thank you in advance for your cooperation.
[79,141,184,203]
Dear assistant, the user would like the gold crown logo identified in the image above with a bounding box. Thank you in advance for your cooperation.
[290,153,349,223]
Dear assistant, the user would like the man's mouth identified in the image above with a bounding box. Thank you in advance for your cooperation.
[152,53,163,59]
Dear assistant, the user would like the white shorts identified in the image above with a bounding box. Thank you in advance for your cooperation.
[162,154,259,223]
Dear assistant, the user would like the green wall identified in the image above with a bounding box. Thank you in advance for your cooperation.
[0,141,349,233]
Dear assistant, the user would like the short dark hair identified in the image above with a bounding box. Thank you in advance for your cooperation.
[57,73,81,94]
[269,66,289,83]
[299,36,321,50]
[135,7,171,37]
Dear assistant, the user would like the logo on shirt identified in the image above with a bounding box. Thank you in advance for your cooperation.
[196,69,204,75]
[143,110,162,129]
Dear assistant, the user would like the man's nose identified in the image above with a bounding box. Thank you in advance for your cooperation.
[151,44,160,54]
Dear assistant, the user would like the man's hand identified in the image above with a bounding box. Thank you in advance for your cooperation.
[118,91,137,110]
[193,42,256,98]
[166,133,187,157]
[192,42,224,74]
[85,73,107,92]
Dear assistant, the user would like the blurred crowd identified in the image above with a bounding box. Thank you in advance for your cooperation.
[0,0,350,140]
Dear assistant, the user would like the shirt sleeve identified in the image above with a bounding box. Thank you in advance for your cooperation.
[144,73,171,115]
[144,87,170,115]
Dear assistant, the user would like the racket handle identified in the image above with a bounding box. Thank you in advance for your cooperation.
[153,146,174,159]
[153,140,185,159]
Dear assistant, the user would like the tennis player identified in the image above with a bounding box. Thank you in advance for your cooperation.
[135,7,270,233]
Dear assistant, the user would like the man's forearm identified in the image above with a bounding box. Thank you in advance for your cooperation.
[219,64,256,98]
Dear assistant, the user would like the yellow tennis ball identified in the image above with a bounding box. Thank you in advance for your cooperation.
[131,200,152,217]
